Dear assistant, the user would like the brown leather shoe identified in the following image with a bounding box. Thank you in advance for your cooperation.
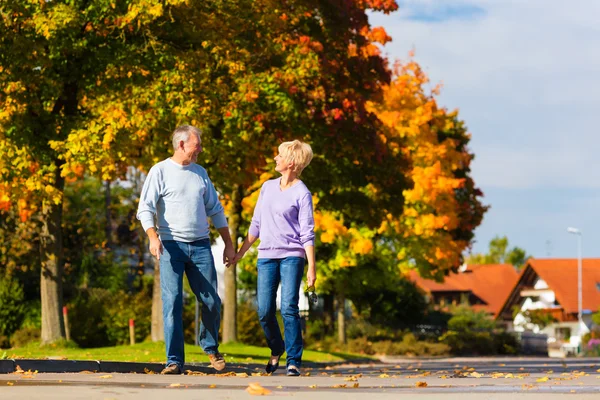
[160,364,182,375]
[208,352,226,371]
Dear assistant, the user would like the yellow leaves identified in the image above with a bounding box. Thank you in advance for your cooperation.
[415,381,428,387]
[245,382,271,395]
[99,375,113,379]
[536,376,549,382]
[349,235,373,255]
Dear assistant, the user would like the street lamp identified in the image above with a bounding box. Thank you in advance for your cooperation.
[567,227,588,341]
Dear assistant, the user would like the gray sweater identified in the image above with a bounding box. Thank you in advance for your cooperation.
[136,158,227,242]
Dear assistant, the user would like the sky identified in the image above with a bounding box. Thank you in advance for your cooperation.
[368,0,600,259]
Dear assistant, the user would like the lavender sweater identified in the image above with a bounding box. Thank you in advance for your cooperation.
[249,178,315,259]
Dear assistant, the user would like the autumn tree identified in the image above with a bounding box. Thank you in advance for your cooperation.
[1,0,407,344]
[466,235,529,270]
[368,58,488,281]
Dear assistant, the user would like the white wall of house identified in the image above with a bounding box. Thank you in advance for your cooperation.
[513,278,592,351]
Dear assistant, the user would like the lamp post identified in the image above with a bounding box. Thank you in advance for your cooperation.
[567,227,587,345]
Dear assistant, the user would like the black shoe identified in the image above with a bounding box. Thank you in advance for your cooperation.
[160,364,182,375]
[265,352,284,374]
[286,366,300,377]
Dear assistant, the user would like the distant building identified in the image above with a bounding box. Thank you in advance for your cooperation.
[409,264,519,318]
[498,258,600,355]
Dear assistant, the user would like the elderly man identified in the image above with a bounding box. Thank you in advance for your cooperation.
[137,125,235,374]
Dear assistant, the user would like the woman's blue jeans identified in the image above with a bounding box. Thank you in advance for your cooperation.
[160,239,221,369]
[257,257,305,368]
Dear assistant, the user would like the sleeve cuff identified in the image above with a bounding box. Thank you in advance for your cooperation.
[140,217,155,234]
[211,212,228,230]
[303,240,315,248]
[248,225,260,238]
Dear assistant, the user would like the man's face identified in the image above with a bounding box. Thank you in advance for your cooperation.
[182,134,202,164]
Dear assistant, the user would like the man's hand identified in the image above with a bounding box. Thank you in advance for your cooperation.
[306,266,316,288]
[223,245,236,268]
[149,236,163,260]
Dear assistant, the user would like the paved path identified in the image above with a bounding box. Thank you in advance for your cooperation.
[1,357,599,399]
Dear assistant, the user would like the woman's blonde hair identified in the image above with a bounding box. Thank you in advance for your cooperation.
[278,140,313,176]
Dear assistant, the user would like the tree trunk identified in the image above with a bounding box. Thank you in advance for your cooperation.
[323,293,335,335]
[222,184,243,343]
[151,256,164,342]
[104,180,112,248]
[40,166,66,344]
[337,292,346,344]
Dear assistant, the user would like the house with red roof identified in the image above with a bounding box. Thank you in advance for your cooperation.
[497,258,600,354]
[409,264,520,318]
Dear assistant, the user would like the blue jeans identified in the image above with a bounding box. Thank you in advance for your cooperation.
[160,239,221,368]
[257,257,305,368]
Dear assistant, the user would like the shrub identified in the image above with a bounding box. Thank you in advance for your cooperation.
[10,327,40,348]
[440,305,516,355]
[0,275,27,339]
[68,288,113,348]
[237,299,267,347]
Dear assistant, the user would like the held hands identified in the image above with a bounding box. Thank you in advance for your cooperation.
[223,245,236,268]
[231,249,247,265]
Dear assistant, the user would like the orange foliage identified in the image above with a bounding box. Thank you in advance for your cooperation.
[368,58,481,278]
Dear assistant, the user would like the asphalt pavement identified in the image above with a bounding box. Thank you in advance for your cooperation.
[1,357,599,399]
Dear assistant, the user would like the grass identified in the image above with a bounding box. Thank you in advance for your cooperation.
[3,341,371,364]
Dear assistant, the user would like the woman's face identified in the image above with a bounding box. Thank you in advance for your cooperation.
[274,152,292,173]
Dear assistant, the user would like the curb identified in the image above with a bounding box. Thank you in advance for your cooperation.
[0,360,14,373]
[0,359,262,374]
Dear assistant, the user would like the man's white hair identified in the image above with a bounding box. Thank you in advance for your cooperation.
[171,125,202,151]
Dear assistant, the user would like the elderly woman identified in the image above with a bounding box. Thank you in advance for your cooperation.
[234,140,316,376]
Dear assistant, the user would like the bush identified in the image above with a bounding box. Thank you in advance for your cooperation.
[10,327,40,348]
[0,275,27,339]
[440,305,516,355]
[69,288,113,348]
[237,299,267,347]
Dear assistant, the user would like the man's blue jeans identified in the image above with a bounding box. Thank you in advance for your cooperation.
[257,257,305,368]
[160,239,221,368]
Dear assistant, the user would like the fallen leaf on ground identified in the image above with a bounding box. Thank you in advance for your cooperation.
[504,373,514,378]
[20,375,34,379]
[246,382,271,396]
[236,373,249,378]
[276,385,283,389]
[352,382,359,388]
[79,371,94,374]
[169,383,181,387]
[498,363,506,367]
[304,372,311,376]
[252,373,267,377]
[344,376,358,382]
[309,385,317,389]
[7,382,14,386]
[536,377,549,383]
[491,373,504,378]
[379,374,390,378]
[332,384,347,388]
[145,368,156,374]
[416,381,428,388]
[470,372,484,378]
[14,366,24,374]
[209,384,216,388]
[99,375,113,379]
[186,370,206,376]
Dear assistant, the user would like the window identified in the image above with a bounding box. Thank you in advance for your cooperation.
[555,327,571,341]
